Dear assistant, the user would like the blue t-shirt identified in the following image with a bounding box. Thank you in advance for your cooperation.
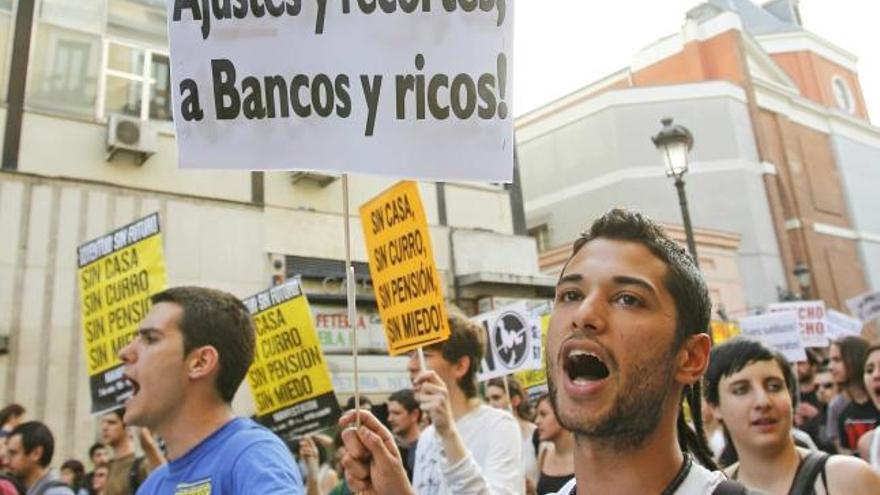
[137,417,303,494]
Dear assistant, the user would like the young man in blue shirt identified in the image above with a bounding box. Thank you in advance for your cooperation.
[118,286,303,494]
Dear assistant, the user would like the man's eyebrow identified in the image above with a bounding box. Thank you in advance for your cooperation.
[611,275,657,294]
[557,273,582,286]
[138,327,161,336]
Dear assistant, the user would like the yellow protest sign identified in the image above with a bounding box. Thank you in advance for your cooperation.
[244,280,341,439]
[360,181,449,355]
[77,213,167,413]
[711,321,741,344]
[514,313,550,391]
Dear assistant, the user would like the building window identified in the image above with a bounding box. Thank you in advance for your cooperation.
[528,224,550,252]
[99,40,172,121]
[832,75,855,114]
[27,23,101,117]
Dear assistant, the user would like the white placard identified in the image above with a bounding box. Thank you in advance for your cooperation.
[846,290,880,323]
[739,312,806,363]
[473,301,542,381]
[767,301,828,347]
[168,1,514,181]
[825,309,863,340]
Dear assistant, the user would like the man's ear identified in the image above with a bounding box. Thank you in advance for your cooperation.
[27,445,44,464]
[511,394,522,410]
[186,346,220,381]
[452,355,471,381]
[674,333,711,386]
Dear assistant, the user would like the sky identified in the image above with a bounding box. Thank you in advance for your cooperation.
[513,0,880,125]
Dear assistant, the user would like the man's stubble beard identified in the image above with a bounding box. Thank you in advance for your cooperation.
[548,344,678,452]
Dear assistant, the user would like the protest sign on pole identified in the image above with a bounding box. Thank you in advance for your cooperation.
[76,213,167,414]
[360,181,449,355]
[846,290,880,323]
[474,302,542,382]
[243,279,341,441]
[739,311,806,363]
[167,1,514,182]
[825,309,863,340]
[767,301,828,347]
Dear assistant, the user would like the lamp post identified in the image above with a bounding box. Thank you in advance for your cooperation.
[652,118,698,267]
[793,261,811,300]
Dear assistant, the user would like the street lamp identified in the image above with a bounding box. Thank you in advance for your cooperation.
[652,117,698,267]
[793,262,811,299]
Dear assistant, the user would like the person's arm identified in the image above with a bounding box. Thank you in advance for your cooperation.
[857,430,873,461]
[232,439,305,494]
[137,427,166,472]
[414,371,470,466]
[414,371,523,494]
[441,413,523,495]
[299,437,321,495]
[826,454,880,495]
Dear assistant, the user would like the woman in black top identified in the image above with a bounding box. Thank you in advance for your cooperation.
[829,337,879,452]
[534,394,574,495]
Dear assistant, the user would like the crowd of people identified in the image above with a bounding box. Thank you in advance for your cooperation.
[0,209,879,494]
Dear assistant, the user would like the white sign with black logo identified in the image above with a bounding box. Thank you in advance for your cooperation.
[474,302,542,381]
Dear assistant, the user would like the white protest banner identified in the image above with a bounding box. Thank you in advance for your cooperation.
[474,302,542,381]
[825,309,863,340]
[767,301,827,347]
[846,290,880,323]
[739,312,806,363]
[168,1,514,181]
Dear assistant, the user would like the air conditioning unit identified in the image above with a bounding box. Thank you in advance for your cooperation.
[106,114,158,165]
[289,171,339,187]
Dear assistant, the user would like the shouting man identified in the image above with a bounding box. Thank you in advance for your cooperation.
[119,286,303,494]
[546,209,744,493]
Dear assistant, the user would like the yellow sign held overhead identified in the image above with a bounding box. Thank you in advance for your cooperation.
[360,181,449,355]
[77,213,167,414]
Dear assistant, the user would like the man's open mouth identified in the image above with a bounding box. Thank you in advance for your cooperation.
[124,374,141,396]
[564,349,610,384]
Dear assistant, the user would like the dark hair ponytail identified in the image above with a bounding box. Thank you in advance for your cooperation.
[677,382,717,469]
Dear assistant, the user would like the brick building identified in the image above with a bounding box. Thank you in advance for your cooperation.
[517,0,880,325]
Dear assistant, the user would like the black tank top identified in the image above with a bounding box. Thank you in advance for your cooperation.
[536,472,574,495]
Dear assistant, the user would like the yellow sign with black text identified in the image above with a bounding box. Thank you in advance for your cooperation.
[360,181,450,355]
[76,213,167,413]
[244,280,341,439]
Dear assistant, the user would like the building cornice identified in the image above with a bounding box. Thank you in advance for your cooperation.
[753,78,880,149]
[515,81,748,145]
[756,31,859,73]
[632,12,745,72]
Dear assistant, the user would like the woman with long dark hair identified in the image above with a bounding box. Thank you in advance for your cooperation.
[828,336,878,452]
[533,394,573,495]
